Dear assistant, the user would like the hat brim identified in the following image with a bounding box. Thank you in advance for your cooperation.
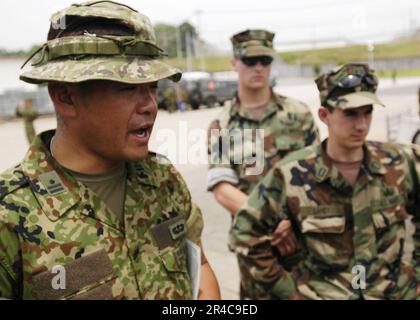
[238,46,276,58]
[20,56,182,84]
[326,91,385,110]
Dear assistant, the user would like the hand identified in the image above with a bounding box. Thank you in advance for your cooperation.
[290,291,304,300]
[271,219,298,257]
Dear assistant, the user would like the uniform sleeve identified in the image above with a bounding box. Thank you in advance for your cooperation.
[207,119,239,191]
[401,145,420,282]
[0,212,20,299]
[170,166,204,245]
[229,165,300,299]
[185,202,204,245]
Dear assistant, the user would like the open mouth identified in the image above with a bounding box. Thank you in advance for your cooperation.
[133,127,149,138]
[129,124,152,141]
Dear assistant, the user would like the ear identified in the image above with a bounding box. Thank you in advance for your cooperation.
[231,58,239,71]
[318,106,329,126]
[48,82,78,119]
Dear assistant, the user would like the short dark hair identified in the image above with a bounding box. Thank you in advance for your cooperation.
[322,105,335,113]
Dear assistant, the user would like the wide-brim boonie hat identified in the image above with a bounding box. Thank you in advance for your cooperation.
[20,1,181,84]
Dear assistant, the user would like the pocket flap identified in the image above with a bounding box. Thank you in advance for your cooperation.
[301,216,346,234]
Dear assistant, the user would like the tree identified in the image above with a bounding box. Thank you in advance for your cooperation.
[154,23,177,58]
[154,21,199,58]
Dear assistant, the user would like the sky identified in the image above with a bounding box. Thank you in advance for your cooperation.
[1,0,420,52]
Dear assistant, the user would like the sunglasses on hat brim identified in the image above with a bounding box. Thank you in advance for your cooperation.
[240,56,273,67]
[326,73,378,102]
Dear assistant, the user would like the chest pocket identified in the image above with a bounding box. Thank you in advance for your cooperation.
[298,205,352,269]
[371,195,407,262]
[148,215,192,299]
[32,249,117,300]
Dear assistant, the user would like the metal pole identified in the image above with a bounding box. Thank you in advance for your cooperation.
[176,26,182,59]
[186,30,193,72]
[194,10,206,72]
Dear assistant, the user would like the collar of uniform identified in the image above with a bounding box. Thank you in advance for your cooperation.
[127,153,162,189]
[314,139,387,183]
[20,130,81,221]
[314,140,337,183]
[229,89,282,121]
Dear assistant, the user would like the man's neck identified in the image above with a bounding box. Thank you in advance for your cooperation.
[237,86,271,110]
[326,139,364,163]
[51,129,124,175]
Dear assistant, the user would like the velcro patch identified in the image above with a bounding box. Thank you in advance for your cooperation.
[151,215,186,250]
[32,248,114,300]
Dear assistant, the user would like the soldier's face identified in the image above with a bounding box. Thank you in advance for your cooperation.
[232,57,271,90]
[320,105,373,149]
[71,81,158,162]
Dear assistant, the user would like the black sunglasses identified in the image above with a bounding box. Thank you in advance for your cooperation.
[240,56,273,67]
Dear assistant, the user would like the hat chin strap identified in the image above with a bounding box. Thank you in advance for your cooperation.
[21,34,165,69]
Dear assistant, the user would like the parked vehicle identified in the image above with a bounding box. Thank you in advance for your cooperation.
[157,71,238,110]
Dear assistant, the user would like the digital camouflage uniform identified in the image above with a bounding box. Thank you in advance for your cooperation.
[0,130,203,299]
[0,1,203,300]
[207,29,319,299]
[230,64,420,299]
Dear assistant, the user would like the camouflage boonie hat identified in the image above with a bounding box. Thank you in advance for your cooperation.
[315,63,384,110]
[231,29,275,58]
[20,1,181,84]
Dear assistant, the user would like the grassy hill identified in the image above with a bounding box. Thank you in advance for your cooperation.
[278,39,420,65]
[3,39,420,74]
[162,39,420,73]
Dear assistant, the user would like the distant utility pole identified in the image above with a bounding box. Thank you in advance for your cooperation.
[194,9,206,72]
[176,26,182,59]
[367,40,374,68]
[312,24,317,49]
[185,30,193,72]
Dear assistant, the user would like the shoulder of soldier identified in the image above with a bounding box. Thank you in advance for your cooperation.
[366,140,407,165]
[208,101,234,130]
[395,143,420,162]
[0,164,29,200]
[273,93,311,114]
[276,144,318,170]
[0,164,30,222]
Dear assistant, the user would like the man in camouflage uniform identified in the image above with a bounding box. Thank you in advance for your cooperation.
[16,99,38,144]
[230,63,420,299]
[0,1,220,300]
[206,29,319,299]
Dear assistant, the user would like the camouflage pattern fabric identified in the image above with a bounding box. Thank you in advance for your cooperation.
[315,63,384,110]
[20,1,181,84]
[230,140,420,300]
[207,91,320,195]
[0,130,203,300]
[231,29,276,58]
